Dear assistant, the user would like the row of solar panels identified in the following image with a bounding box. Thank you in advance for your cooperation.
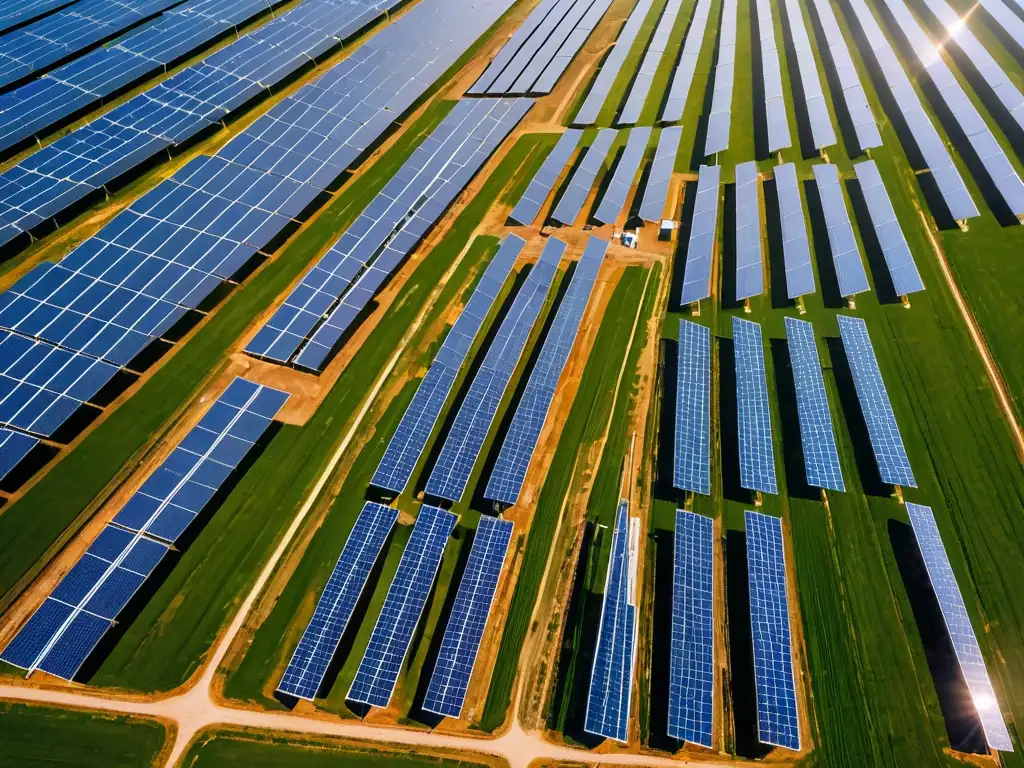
[673,315,917,500]
[0,0,83,36]
[678,161,926,308]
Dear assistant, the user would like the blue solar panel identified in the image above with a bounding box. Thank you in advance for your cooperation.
[734,161,764,301]
[619,0,685,124]
[0,426,38,480]
[704,0,737,155]
[371,235,525,494]
[673,319,711,495]
[733,317,777,495]
[425,238,563,503]
[594,127,650,225]
[347,504,457,708]
[638,126,681,222]
[773,163,815,300]
[784,317,844,492]
[812,164,869,298]
[584,500,637,742]
[679,165,720,306]
[508,129,581,226]
[277,501,398,700]
[906,503,1014,752]
[745,510,799,751]
[550,128,615,225]
[0,1,80,35]
[661,0,711,121]
[484,236,605,505]
[668,510,714,747]
[836,315,916,487]
[422,515,513,718]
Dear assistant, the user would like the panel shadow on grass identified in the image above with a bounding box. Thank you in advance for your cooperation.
[768,337,818,501]
[749,0,770,161]
[844,177,900,305]
[670,181,698,312]
[646,528,676,751]
[762,176,792,310]
[718,337,753,505]
[654,338,679,505]
[720,182,742,310]
[802,178,845,309]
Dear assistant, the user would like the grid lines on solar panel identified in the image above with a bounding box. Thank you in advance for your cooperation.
[619,0,686,125]
[0,523,169,680]
[584,501,637,742]
[733,317,777,495]
[551,128,616,225]
[704,0,737,155]
[638,126,682,222]
[594,128,651,224]
[509,129,581,226]
[753,0,791,152]
[782,0,835,150]
[679,164,720,305]
[0,1,80,35]
[661,0,712,121]
[783,317,844,492]
[370,235,525,494]
[773,163,815,299]
[422,515,513,718]
[347,504,456,708]
[734,161,764,301]
[0,426,38,481]
[668,510,714,746]
[744,510,800,751]
[277,501,398,700]
[673,319,711,495]
[111,376,289,544]
[811,164,869,298]
[425,238,564,502]
[531,0,616,93]
[484,236,606,505]
[836,315,916,487]
[905,503,1014,752]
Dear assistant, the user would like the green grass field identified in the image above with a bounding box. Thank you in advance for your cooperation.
[0,702,166,767]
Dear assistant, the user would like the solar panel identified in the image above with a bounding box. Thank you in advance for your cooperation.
[371,234,525,494]
[532,0,615,93]
[347,504,457,708]
[773,163,815,299]
[594,128,651,224]
[704,0,737,155]
[584,500,638,742]
[782,0,835,149]
[679,164,720,305]
[734,161,764,301]
[112,377,289,543]
[573,0,656,124]
[905,502,1014,752]
[805,0,881,150]
[638,127,681,222]
[854,160,925,296]
[733,317,777,495]
[619,0,685,124]
[484,236,606,505]
[277,501,399,700]
[668,509,714,746]
[550,128,615,225]
[812,164,870,299]
[745,510,800,751]
[843,0,978,222]
[509,0,610,95]
[784,317,844,492]
[425,238,563,502]
[836,315,916,487]
[753,0,791,152]
[0,426,38,481]
[422,515,514,718]
[661,0,712,121]
[0,1,80,35]
[977,0,1024,55]
[673,319,711,495]
[469,0,563,92]
[509,129,582,226]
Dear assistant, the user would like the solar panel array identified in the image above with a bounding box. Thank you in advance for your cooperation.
[276,501,398,700]
[733,317,777,495]
[347,504,456,708]
[509,129,581,225]
[484,236,606,505]
[977,0,1024,54]
[594,127,650,224]
[745,510,800,751]
[783,0,835,150]
[661,0,712,121]
[425,238,563,502]
[0,0,523,249]
[836,315,917,487]
[370,235,524,495]
[854,160,925,296]
[551,128,615,225]
[812,164,870,298]
[679,164,720,305]
[584,500,638,743]
[0,426,38,480]
[784,317,845,492]
[245,97,532,369]
[905,502,1015,752]
[704,0,737,155]
[0,1,80,35]
[773,163,815,299]
[468,0,614,96]
[806,0,880,150]
[880,0,1024,218]
[619,0,685,124]
[844,0,978,222]
[573,0,656,124]
[673,319,711,495]
[668,510,714,747]
[735,161,764,301]
[638,126,682,222]
[753,0,791,152]
[422,515,514,718]
[0,376,287,680]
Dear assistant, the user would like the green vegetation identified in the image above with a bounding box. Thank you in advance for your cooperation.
[0,702,165,767]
